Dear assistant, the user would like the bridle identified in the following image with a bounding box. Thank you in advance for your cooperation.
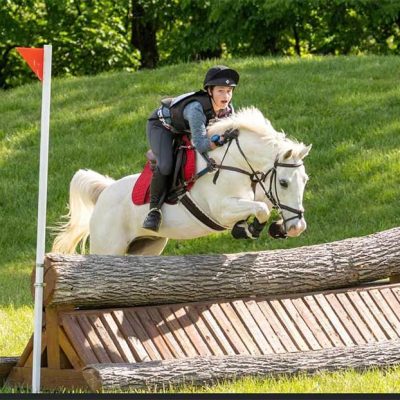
[211,131,304,229]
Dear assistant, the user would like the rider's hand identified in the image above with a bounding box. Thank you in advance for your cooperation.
[210,134,225,147]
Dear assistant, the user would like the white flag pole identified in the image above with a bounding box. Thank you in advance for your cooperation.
[32,44,52,394]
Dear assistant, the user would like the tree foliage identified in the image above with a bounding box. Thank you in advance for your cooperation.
[1,0,400,89]
[0,0,138,88]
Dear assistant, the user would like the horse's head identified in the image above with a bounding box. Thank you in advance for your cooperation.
[208,107,312,239]
[266,143,311,238]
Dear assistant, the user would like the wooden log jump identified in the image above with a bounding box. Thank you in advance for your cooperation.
[41,227,400,309]
[5,226,400,391]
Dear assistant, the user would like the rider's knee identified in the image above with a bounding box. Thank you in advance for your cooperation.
[156,162,173,177]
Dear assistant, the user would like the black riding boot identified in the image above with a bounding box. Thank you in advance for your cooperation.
[142,168,168,232]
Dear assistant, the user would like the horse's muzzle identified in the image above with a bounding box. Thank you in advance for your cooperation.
[286,218,307,237]
[269,218,307,239]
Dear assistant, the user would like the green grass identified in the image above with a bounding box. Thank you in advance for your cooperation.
[1,55,400,392]
[3,367,400,394]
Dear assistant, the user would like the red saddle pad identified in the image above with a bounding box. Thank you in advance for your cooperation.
[132,138,196,206]
[132,161,153,205]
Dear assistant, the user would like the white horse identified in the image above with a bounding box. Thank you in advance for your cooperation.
[52,107,311,256]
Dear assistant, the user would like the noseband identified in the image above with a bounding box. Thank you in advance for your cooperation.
[262,160,304,224]
[212,131,304,229]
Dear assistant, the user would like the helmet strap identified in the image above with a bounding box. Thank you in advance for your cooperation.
[207,87,218,113]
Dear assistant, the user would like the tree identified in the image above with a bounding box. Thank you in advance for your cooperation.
[0,0,45,88]
[0,0,139,89]
[130,0,159,68]
[2,0,400,89]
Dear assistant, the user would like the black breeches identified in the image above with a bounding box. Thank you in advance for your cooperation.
[147,110,174,176]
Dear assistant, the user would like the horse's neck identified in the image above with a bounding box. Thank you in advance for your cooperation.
[192,141,277,213]
[194,151,247,196]
[209,138,277,173]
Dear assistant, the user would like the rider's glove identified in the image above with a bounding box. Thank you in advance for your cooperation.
[210,134,224,147]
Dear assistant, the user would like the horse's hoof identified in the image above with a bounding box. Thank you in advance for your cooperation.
[268,222,287,239]
[248,218,267,238]
[232,220,252,239]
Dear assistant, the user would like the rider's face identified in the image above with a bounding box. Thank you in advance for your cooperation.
[209,86,233,111]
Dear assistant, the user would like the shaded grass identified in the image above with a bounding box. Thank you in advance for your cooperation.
[1,55,400,392]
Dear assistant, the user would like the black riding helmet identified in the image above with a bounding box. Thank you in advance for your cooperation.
[203,65,239,88]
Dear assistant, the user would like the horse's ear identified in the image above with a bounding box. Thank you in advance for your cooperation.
[283,149,293,160]
[299,144,312,160]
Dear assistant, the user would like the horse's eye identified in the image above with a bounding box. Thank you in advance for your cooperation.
[279,179,289,188]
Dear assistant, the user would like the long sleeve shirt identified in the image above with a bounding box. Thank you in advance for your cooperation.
[182,101,211,153]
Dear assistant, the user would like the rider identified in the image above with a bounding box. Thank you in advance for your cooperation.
[142,65,240,232]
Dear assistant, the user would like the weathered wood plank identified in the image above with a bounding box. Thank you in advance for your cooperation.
[87,315,125,363]
[314,294,354,347]
[78,315,112,364]
[187,305,226,356]
[335,293,373,344]
[158,306,198,358]
[170,305,211,357]
[303,295,343,348]
[146,308,187,359]
[134,309,174,360]
[124,310,163,361]
[369,289,400,337]
[195,305,234,356]
[269,300,309,351]
[246,300,286,353]
[257,300,298,352]
[280,299,321,351]
[359,291,398,340]
[381,288,400,318]
[62,315,99,365]
[112,310,149,362]
[59,327,85,370]
[324,293,366,346]
[45,307,61,369]
[24,331,47,369]
[232,300,273,354]
[101,312,136,363]
[209,303,250,354]
[291,298,332,349]
[347,292,387,341]
[219,302,260,355]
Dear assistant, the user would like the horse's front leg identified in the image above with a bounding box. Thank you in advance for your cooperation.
[219,197,270,224]
[218,198,270,239]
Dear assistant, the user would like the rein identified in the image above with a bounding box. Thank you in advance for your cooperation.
[212,131,304,227]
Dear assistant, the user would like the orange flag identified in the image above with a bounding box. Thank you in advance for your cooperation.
[16,47,44,81]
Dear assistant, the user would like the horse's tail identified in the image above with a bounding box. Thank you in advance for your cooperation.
[52,169,114,254]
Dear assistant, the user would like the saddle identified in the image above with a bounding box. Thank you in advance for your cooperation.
[132,135,196,206]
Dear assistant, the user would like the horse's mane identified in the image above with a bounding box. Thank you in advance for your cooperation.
[208,107,306,158]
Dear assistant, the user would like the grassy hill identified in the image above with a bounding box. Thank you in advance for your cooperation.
[1,55,400,392]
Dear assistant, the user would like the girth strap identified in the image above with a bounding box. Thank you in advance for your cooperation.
[180,193,226,231]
